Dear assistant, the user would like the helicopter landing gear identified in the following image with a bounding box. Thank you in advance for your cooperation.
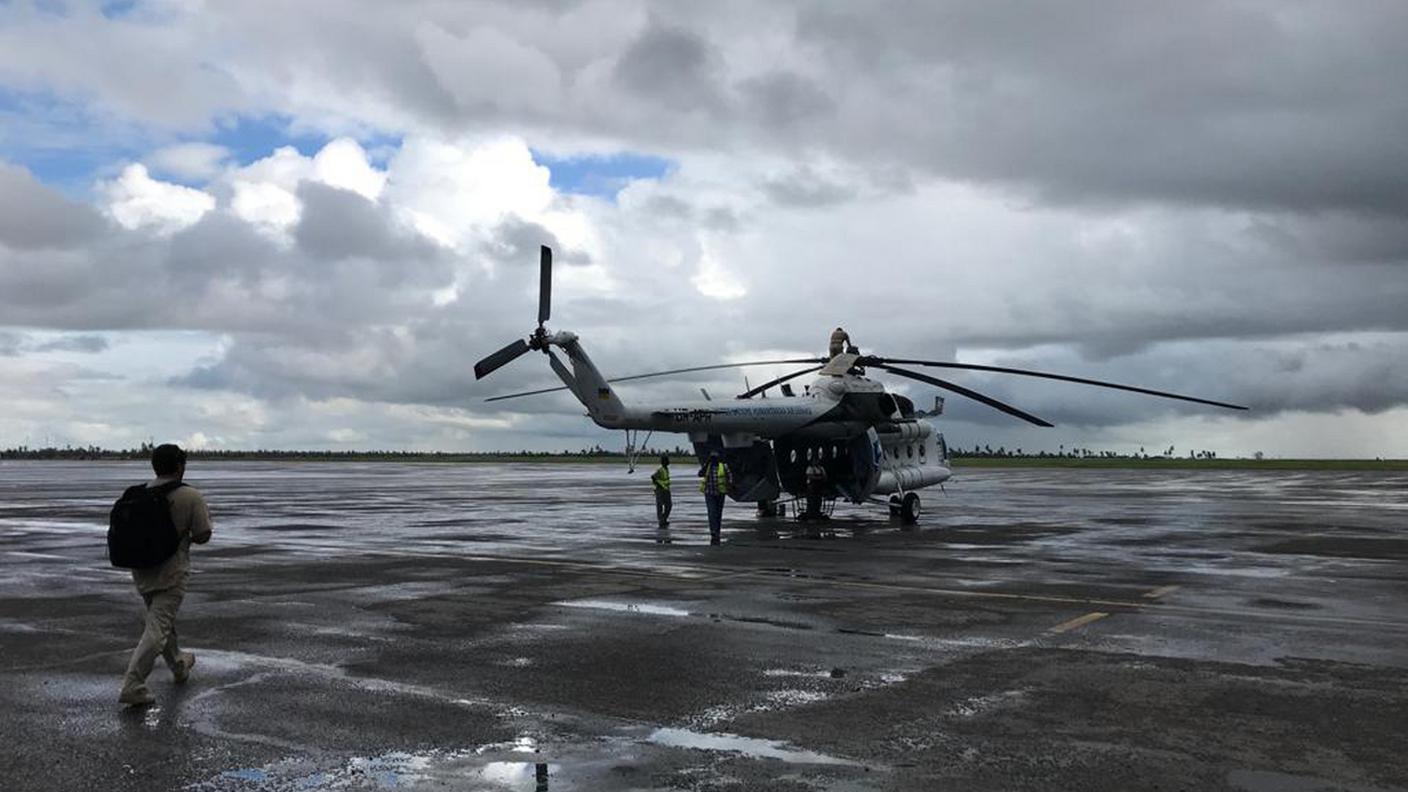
[891,493,920,528]
[756,500,784,518]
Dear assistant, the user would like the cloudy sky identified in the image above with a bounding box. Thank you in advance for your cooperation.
[2,0,1406,457]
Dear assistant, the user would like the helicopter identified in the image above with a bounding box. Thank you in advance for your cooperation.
[474,246,1247,525]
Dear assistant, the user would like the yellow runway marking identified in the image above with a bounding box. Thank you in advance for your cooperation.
[1048,611,1109,634]
[1143,585,1180,599]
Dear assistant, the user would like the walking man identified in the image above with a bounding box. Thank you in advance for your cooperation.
[117,444,213,707]
[651,454,673,543]
[698,450,731,545]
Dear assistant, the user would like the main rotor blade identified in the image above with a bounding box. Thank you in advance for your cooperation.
[484,357,826,403]
[875,363,1054,427]
[474,338,531,380]
[863,357,1248,411]
[736,365,824,399]
[537,245,552,326]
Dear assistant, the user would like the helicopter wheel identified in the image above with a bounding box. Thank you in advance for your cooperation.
[900,492,921,528]
[888,494,902,519]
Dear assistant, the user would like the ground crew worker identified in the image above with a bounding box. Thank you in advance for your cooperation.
[698,451,731,545]
[804,455,828,520]
[829,327,850,358]
[119,443,213,707]
[651,454,672,543]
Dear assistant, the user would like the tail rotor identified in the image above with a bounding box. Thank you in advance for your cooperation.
[474,245,554,380]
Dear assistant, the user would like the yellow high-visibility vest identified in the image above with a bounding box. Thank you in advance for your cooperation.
[651,466,670,491]
[699,462,729,494]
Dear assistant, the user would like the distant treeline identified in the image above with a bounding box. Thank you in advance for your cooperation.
[0,443,689,462]
[4,443,1401,470]
[6,441,1199,462]
[950,443,1221,460]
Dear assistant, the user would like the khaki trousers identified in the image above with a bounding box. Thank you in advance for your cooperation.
[120,583,186,695]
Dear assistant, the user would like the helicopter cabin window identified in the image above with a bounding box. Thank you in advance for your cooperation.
[907,445,914,459]
[789,449,797,464]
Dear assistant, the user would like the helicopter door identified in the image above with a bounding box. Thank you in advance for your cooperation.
[844,427,882,501]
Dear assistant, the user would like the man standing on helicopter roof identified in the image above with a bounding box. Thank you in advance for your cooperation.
[829,327,850,358]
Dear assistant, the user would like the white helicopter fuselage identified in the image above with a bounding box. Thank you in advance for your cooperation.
[545,331,951,503]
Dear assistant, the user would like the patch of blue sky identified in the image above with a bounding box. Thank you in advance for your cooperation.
[209,113,329,165]
[100,0,139,19]
[532,150,673,200]
[0,86,148,197]
[0,88,400,194]
[210,113,402,167]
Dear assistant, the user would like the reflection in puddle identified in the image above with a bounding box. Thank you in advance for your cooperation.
[557,599,691,617]
[207,737,556,790]
[648,727,858,766]
[766,689,829,707]
[949,689,1027,717]
[763,668,833,679]
[481,761,555,790]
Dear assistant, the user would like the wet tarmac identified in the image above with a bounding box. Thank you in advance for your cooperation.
[1,460,1406,791]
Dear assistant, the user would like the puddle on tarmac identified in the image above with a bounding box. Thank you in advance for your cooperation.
[948,689,1028,718]
[556,599,691,617]
[480,761,557,789]
[763,668,834,679]
[766,689,830,707]
[205,740,560,791]
[648,727,860,766]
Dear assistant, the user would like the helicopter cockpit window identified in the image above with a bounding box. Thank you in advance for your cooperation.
[877,393,897,417]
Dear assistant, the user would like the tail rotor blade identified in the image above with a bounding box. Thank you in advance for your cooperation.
[474,338,531,380]
[537,245,552,326]
[876,363,1054,427]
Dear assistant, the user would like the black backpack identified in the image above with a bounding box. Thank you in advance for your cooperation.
[107,481,186,569]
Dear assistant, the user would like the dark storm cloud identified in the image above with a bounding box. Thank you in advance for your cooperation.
[483,216,590,268]
[294,182,439,262]
[761,168,858,208]
[737,70,834,129]
[792,1,1408,216]
[166,211,282,281]
[906,332,1408,432]
[13,3,1407,217]
[0,162,106,249]
[33,334,109,353]
[612,23,723,112]
[0,197,455,339]
[0,330,21,356]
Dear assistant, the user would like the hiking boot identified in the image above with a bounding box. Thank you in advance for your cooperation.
[172,652,195,684]
[119,687,156,707]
